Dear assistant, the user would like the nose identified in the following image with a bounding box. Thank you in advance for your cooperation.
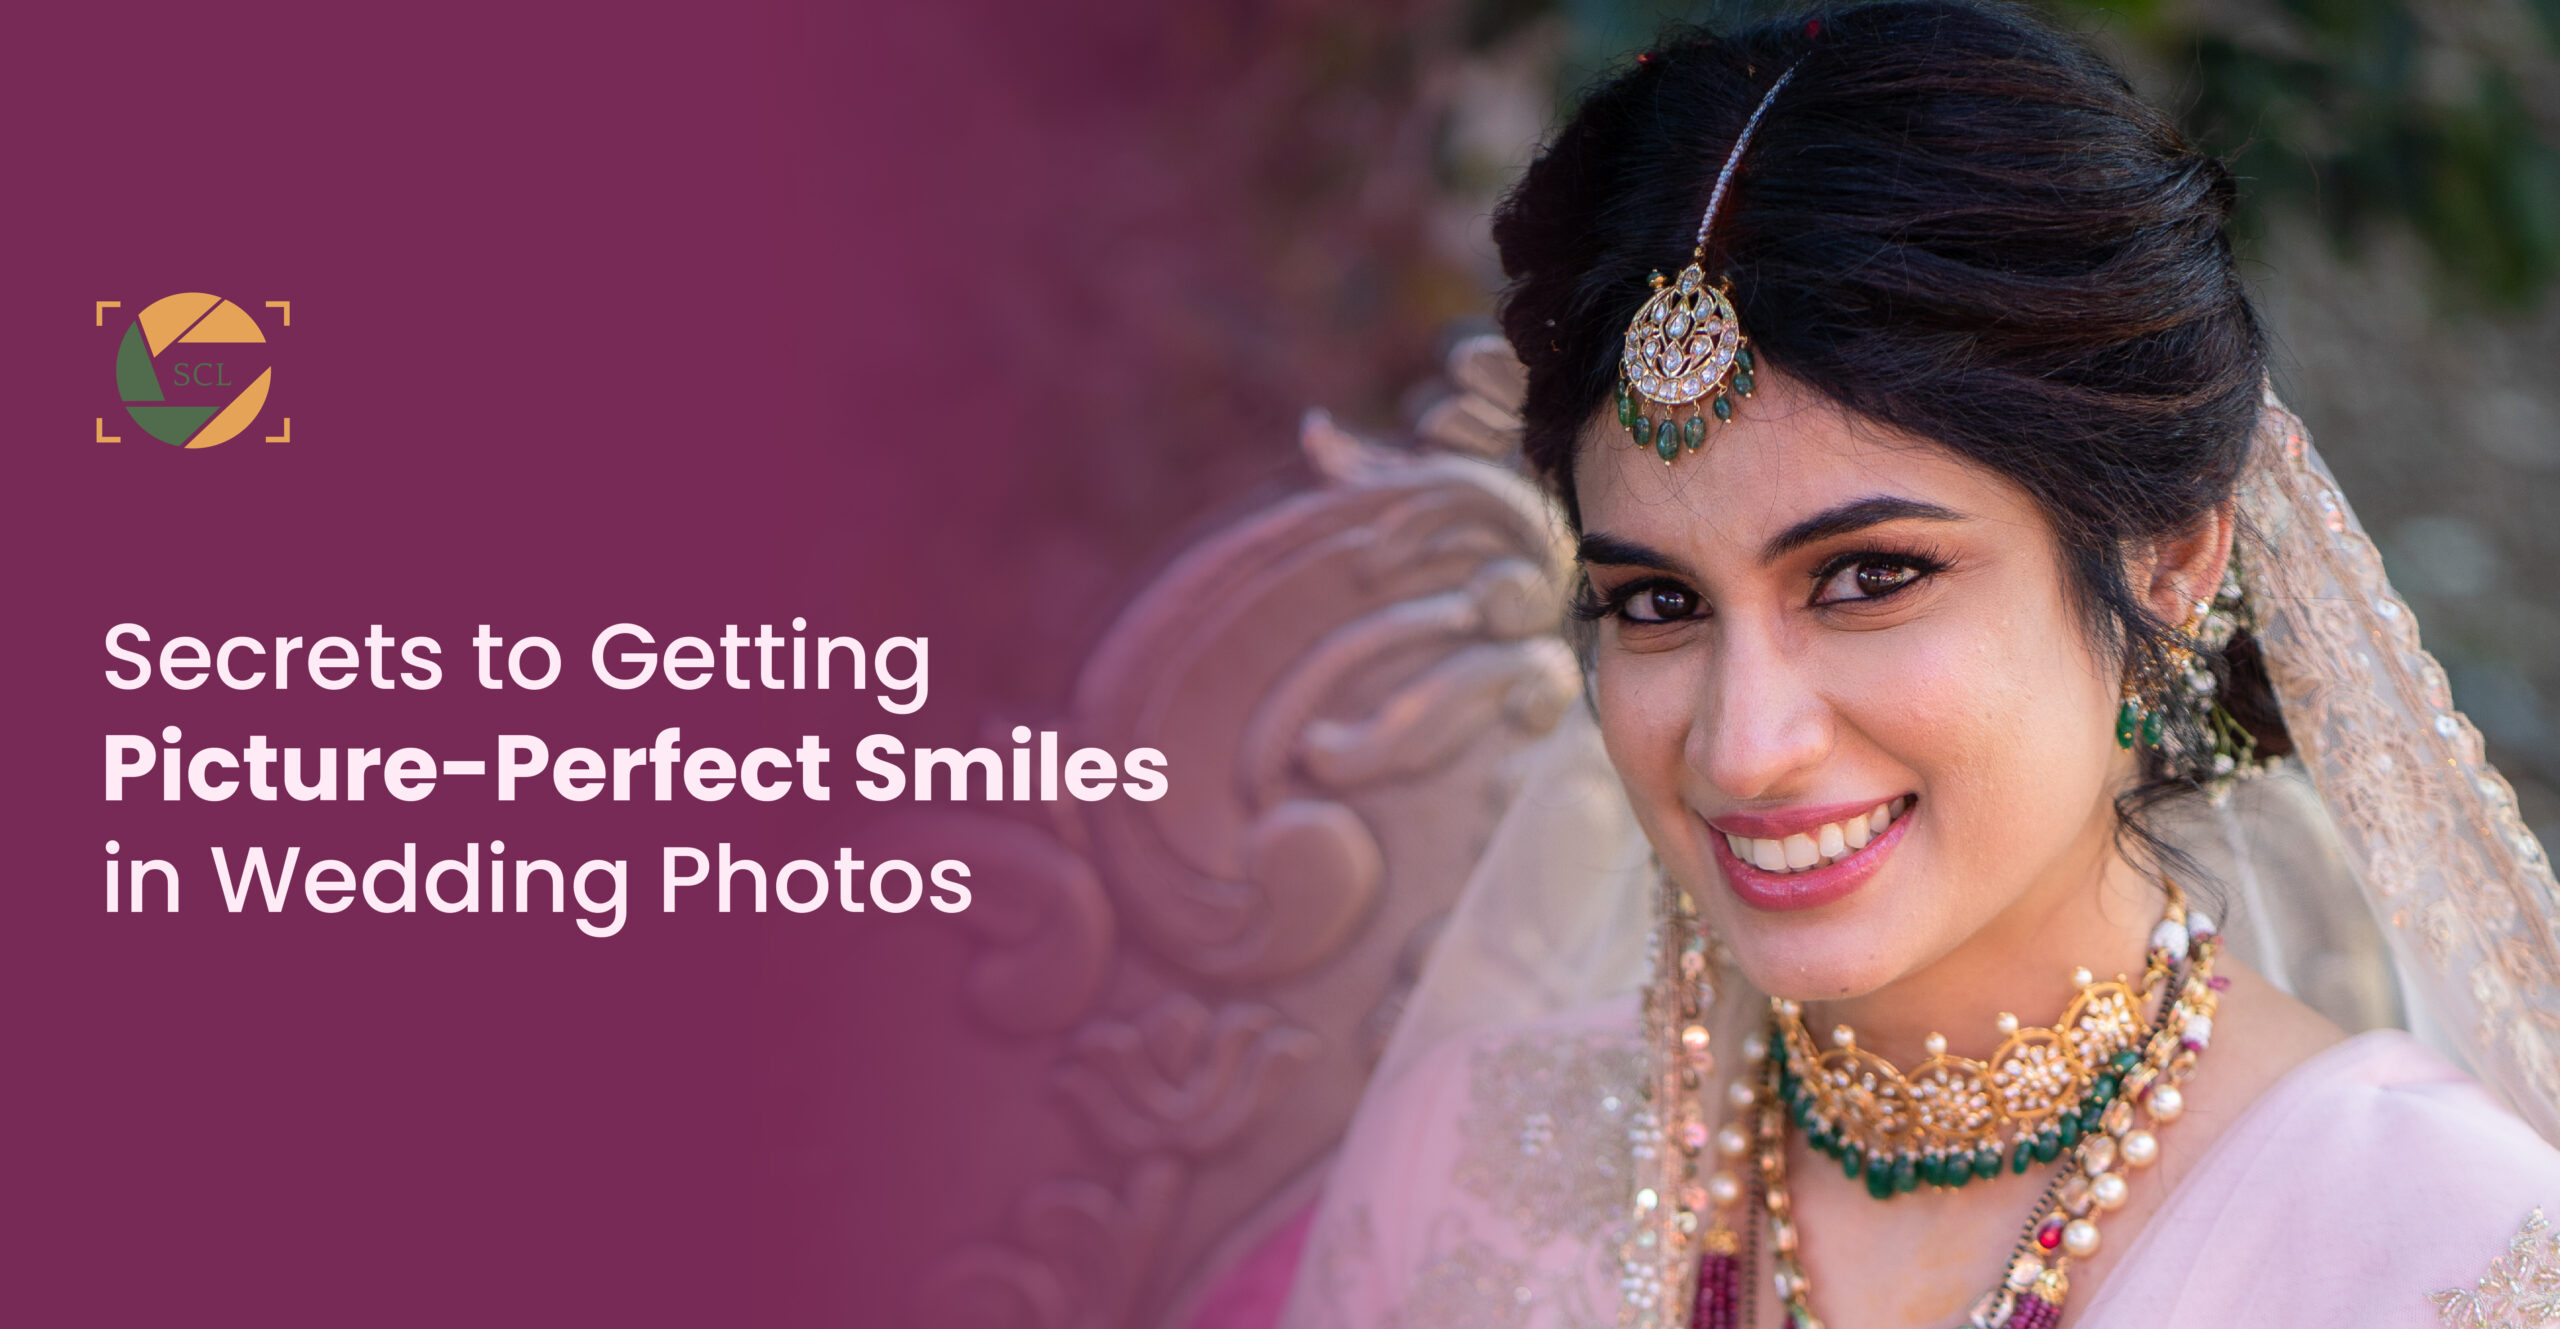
[1687,617,1834,802]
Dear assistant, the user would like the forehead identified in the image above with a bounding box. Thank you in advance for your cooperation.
[1570,373,2038,554]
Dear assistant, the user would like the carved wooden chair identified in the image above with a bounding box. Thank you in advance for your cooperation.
[920,338,1571,1329]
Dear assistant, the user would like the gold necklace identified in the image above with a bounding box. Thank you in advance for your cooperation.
[1722,896,2222,1329]
[1770,890,2189,1201]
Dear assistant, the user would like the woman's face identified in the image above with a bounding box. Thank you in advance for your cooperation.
[1572,372,2144,1002]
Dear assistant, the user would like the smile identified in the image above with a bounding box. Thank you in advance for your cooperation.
[1705,796,1915,913]
[1722,797,1909,874]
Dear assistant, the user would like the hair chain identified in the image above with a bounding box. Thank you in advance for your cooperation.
[1693,59,1805,256]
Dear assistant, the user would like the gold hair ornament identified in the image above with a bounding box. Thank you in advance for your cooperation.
[1617,59,1803,463]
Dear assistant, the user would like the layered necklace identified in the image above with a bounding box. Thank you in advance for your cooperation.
[1654,885,2222,1329]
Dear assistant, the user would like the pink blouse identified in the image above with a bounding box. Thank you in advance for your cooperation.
[2078,1029,2560,1327]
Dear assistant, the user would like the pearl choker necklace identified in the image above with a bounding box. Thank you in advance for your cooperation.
[1676,886,2223,1329]
[1769,887,2202,1200]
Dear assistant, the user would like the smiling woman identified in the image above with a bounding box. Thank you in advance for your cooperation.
[1270,4,2560,1329]
[1571,373,2231,1016]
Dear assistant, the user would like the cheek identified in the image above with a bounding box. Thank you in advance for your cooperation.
[1589,647,1698,815]
[1830,605,2117,860]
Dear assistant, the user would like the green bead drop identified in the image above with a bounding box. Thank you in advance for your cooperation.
[1654,420,1680,461]
[1973,1146,2000,1179]
[1712,394,1734,422]
[1733,370,1756,397]
[2009,1139,2034,1175]
[2033,1129,2061,1164]
[2116,699,2140,750]
[2091,1073,2119,1106]
[1947,1155,1972,1188]
[1919,1154,1943,1187]
[1845,1144,1865,1182]
[1617,387,1637,429]
[1865,1153,1895,1200]
[1682,415,1706,450]
[1737,345,1755,371]
[2141,708,2164,747]
[2058,1115,2081,1147]
[1892,1154,1919,1194]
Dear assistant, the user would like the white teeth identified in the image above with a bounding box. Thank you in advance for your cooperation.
[1782,834,1819,870]
[1728,798,1911,876]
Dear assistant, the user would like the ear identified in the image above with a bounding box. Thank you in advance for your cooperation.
[2132,502,2236,630]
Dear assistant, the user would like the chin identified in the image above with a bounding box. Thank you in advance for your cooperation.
[1716,925,1915,1004]
[1682,817,1939,1003]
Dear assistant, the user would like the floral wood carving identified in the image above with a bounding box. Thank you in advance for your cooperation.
[922,1157,1187,1329]
[1059,993,1323,1158]
[925,338,1566,1329]
[1067,404,1569,986]
[939,811,1120,1037]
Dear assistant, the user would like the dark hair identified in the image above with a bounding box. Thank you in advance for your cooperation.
[1492,0,2287,829]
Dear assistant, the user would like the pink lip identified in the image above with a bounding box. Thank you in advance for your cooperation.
[1708,799,1915,913]
[1706,797,1905,840]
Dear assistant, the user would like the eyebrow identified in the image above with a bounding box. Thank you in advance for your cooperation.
[1576,496,1968,573]
[1576,531,1685,572]
[1761,496,1967,562]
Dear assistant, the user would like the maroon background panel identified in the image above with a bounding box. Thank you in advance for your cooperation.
[0,3,1161,1323]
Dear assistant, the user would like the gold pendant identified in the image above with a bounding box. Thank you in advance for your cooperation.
[1617,261,1756,461]
[1622,263,1743,406]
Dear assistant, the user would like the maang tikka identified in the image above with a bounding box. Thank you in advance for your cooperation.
[1617,59,1804,463]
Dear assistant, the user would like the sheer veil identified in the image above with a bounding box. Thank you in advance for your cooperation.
[1277,384,2560,1328]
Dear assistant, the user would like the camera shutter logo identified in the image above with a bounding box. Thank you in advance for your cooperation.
[102,294,286,448]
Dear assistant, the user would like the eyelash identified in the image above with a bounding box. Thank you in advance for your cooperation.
[1570,577,1685,623]
[1810,545,1951,606]
[1571,545,1952,624]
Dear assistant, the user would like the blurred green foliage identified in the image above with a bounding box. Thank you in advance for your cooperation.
[1471,0,2560,305]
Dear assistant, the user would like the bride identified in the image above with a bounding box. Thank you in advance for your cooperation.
[1275,3,2560,1327]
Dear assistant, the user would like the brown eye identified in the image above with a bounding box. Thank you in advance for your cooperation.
[1854,562,1917,596]
[1815,556,1935,605]
[1622,583,1699,622]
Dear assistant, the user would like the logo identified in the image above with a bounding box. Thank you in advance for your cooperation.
[98,294,287,449]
